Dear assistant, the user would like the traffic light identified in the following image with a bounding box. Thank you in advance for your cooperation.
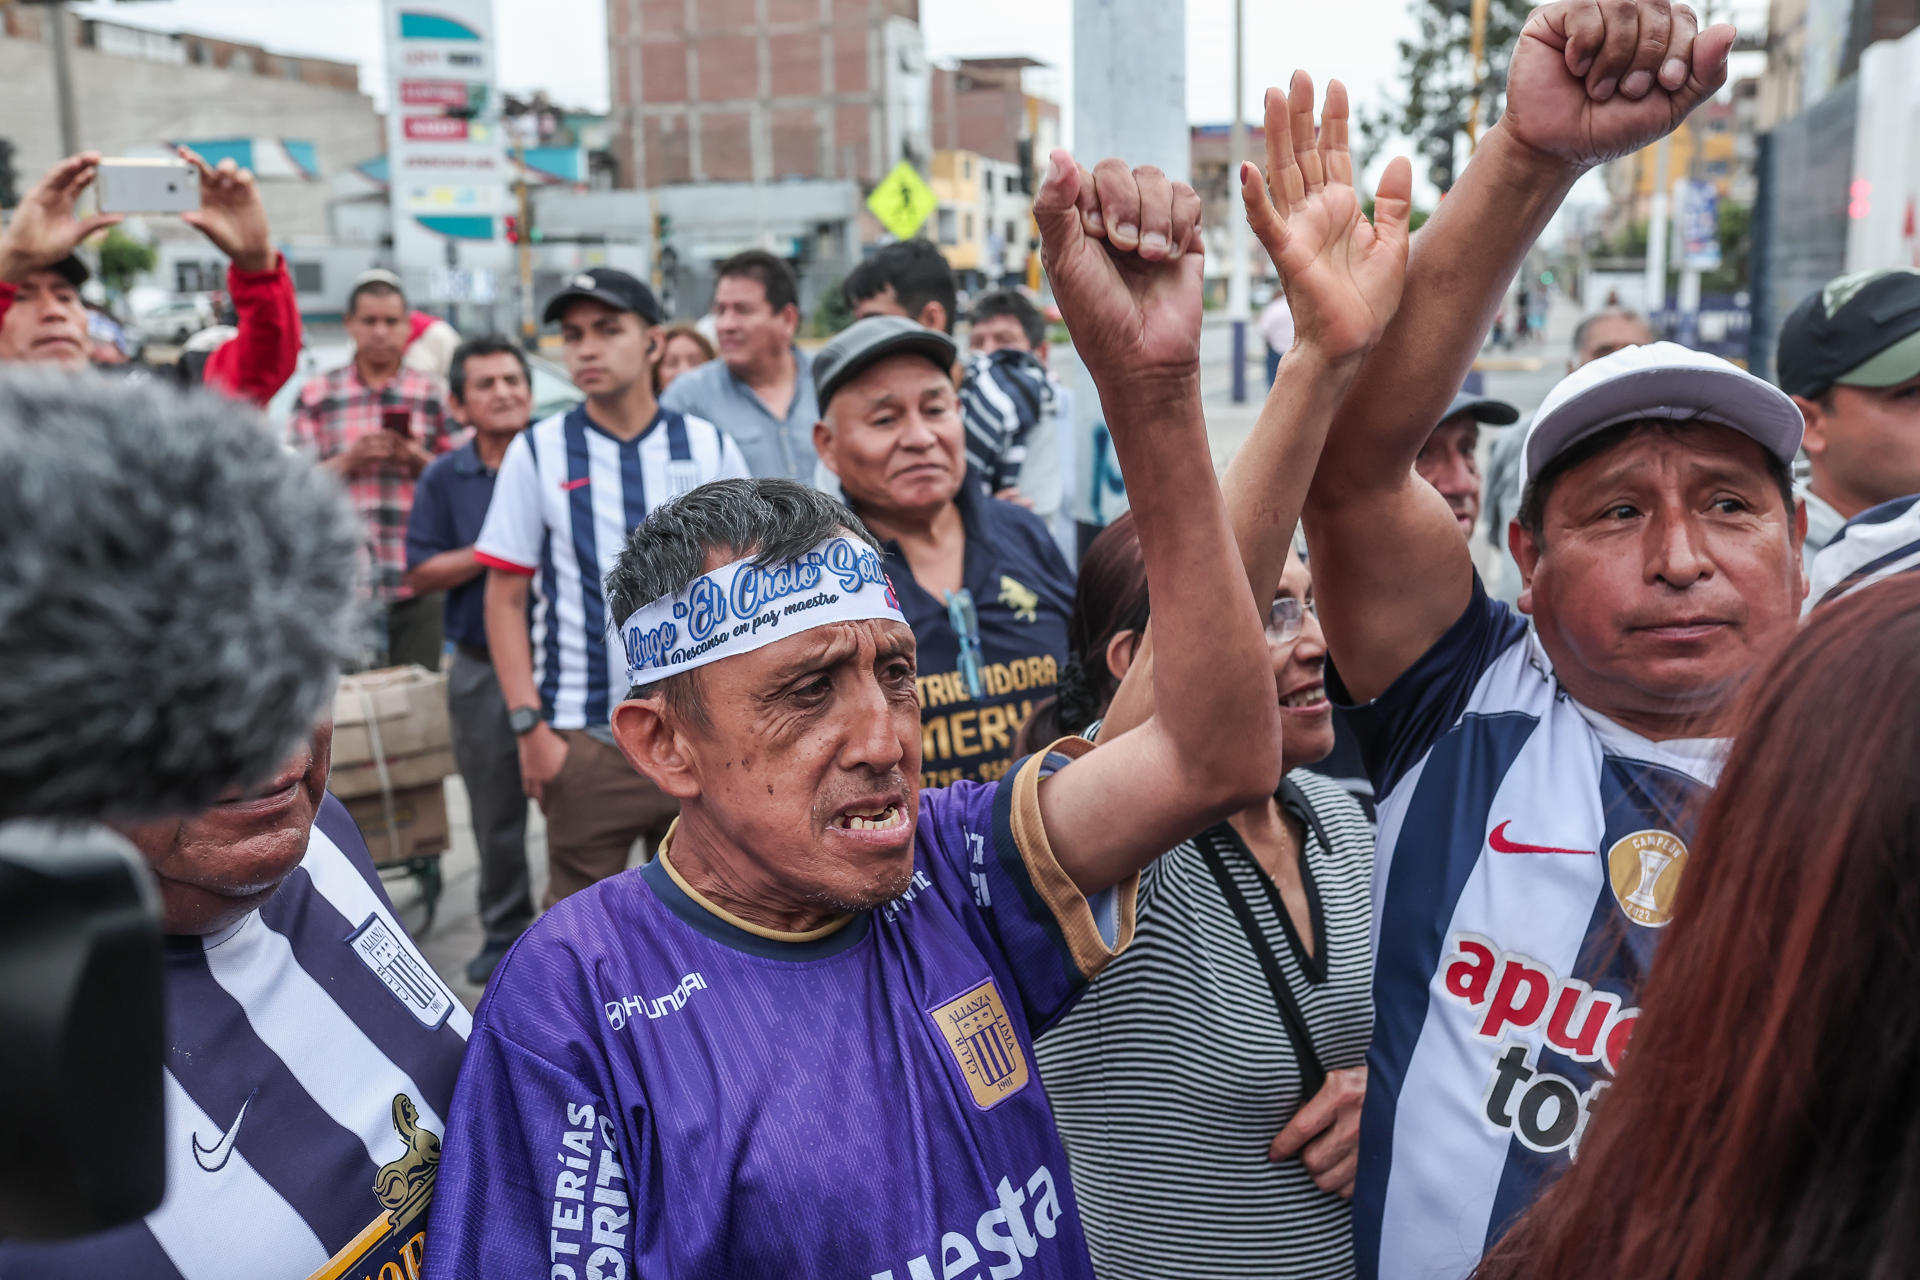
[504,214,520,245]
[0,139,16,209]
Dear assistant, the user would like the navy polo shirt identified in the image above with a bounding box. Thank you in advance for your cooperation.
[405,437,509,652]
[869,476,1075,787]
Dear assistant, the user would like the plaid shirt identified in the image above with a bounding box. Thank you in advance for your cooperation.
[288,363,453,604]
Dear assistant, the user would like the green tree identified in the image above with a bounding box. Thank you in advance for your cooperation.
[96,226,156,296]
[809,273,854,338]
[1357,0,1536,189]
[1702,199,1750,296]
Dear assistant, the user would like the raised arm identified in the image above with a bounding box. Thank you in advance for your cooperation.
[1102,75,1413,740]
[177,147,303,404]
[1304,0,1734,703]
[1025,151,1279,894]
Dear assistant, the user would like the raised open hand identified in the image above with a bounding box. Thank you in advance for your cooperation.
[1034,151,1204,390]
[1243,74,1413,363]
[1503,0,1735,170]
[177,146,275,273]
[0,153,122,286]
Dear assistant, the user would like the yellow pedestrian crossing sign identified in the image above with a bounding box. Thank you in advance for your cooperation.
[867,161,938,241]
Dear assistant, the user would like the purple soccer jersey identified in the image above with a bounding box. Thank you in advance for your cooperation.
[426,747,1134,1280]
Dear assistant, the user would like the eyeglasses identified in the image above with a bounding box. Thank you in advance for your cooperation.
[947,588,986,700]
[1266,596,1316,646]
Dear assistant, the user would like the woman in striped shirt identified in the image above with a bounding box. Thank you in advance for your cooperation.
[1031,74,1410,1279]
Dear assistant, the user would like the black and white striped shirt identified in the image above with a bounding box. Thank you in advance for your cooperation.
[1036,769,1375,1279]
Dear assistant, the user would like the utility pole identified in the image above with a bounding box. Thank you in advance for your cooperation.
[1227,0,1250,404]
[1466,0,1491,151]
[512,139,535,344]
[1644,135,1671,318]
[47,1,81,156]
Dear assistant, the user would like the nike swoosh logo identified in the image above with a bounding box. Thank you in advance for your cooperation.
[559,477,591,491]
[1488,821,1594,856]
[192,1091,255,1173]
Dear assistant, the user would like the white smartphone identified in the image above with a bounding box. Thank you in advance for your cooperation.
[96,159,199,215]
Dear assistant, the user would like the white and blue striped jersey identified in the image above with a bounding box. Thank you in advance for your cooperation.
[474,404,749,730]
[0,796,470,1280]
[1331,581,1723,1280]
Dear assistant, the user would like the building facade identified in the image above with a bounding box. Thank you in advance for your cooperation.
[929,149,1025,288]
[0,10,381,243]
[605,0,931,190]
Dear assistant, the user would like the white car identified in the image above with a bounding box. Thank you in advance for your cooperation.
[265,342,586,432]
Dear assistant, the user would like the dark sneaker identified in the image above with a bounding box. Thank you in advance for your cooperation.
[463,938,514,986]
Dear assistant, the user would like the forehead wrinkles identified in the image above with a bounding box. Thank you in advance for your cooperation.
[1588,430,1766,491]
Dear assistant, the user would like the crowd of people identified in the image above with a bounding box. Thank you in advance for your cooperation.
[4,0,1920,1275]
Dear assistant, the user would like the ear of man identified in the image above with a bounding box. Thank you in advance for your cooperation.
[1790,393,1828,463]
[916,301,949,334]
[811,419,843,476]
[1509,518,1542,616]
[611,699,703,800]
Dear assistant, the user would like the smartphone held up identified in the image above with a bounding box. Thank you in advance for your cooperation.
[95,159,198,215]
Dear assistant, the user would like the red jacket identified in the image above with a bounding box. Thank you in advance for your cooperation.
[0,254,302,406]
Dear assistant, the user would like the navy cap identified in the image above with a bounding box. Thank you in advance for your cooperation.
[1777,268,1920,400]
[47,254,89,288]
[813,316,957,411]
[1439,390,1521,429]
[542,268,663,326]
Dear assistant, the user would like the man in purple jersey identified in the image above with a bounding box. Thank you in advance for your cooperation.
[425,154,1285,1279]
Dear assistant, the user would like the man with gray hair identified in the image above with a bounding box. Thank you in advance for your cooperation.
[427,152,1282,1278]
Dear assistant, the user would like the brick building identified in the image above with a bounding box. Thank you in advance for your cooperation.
[606,0,931,190]
[928,56,1059,174]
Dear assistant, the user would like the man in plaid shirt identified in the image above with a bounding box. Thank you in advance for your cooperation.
[289,269,453,668]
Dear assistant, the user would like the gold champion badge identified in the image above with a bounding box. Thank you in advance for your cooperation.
[929,979,1031,1110]
[1606,829,1689,927]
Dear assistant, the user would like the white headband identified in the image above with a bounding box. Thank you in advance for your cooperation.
[618,535,906,685]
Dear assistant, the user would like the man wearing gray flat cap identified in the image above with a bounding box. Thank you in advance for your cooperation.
[812,315,1075,787]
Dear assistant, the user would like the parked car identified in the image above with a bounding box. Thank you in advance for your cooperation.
[132,297,217,346]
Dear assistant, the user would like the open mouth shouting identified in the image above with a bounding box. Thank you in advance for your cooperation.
[834,802,908,832]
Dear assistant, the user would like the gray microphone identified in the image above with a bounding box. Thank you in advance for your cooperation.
[0,368,361,1238]
[0,367,361,821]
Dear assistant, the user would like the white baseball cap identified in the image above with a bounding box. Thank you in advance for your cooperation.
[1522,341,1805,488]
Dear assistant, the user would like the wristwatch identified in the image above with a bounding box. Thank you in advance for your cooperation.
[508,706,543,736]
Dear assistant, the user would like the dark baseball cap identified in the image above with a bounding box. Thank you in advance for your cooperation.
[1776,268,1920,399]
[542,268,663,326]
[46,254,89,287]
[813,315,957,411]
[1438,390,1521,429]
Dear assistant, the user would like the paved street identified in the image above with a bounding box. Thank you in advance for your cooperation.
[398,294,1583,1006]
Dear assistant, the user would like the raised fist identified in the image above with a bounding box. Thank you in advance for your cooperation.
[1502,0,1735,170]
[1033,152,1204,391]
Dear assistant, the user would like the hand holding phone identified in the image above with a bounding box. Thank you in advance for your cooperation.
[381,408,414,437]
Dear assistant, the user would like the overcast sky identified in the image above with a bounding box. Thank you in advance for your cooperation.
[72,0,1415,139]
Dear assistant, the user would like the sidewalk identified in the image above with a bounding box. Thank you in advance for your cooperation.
[388,775,548,1010]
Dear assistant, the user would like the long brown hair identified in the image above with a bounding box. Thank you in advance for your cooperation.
[1475,574,1920,1280]
[1016,512,1147,752]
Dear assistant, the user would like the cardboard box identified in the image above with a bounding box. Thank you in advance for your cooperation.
[332,665,453,769]
[342,782,450,866]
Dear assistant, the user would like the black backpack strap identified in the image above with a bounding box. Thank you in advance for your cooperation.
[1195,829,1328,1098]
